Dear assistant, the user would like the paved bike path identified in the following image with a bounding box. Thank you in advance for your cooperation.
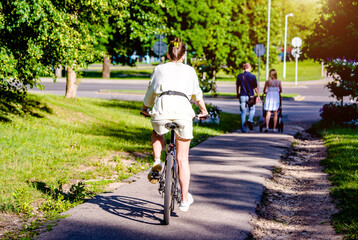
[37,132,293,240]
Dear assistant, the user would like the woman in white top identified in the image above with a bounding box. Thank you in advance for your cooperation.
[263,69,282,132]
[141,38,208,212]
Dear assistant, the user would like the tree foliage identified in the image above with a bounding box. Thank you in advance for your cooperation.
[0,0,128,101]
[163,0,280,79]
[276,0,321,46]
[99,0,167,63]
[307,0,358,60]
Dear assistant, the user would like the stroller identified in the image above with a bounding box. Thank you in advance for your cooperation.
[259,93,284,133]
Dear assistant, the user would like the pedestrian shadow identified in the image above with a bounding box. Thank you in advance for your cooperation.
[91,195,165,225]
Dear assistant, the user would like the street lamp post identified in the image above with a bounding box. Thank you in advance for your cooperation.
[283,13,294,79]
[265,0,271,81]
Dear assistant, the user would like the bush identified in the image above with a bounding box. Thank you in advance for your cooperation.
[320,102,358,124]
[190,58,217,94]
[325,58,358,105]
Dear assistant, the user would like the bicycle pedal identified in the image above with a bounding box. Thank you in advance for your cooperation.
[147,171,160,184]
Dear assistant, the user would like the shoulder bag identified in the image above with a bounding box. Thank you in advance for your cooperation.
[242,72,257,107]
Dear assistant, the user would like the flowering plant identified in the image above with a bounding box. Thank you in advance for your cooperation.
[192,102,221,123]
[325,57,358,105]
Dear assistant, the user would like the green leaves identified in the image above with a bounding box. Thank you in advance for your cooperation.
[164,0,281,76]
[307,0,358,60]
[0,0,135,101]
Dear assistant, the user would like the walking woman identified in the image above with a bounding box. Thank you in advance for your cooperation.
[140,38,208,212]
[263,69,282,132]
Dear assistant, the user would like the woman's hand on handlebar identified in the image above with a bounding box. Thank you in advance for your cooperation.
[140,105,150,117]
[196,112,210,120]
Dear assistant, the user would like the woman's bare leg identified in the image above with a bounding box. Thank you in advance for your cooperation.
[152,130,164,160]
[265,111,271,129]
[176,136,191,202]
[273,111,278,130]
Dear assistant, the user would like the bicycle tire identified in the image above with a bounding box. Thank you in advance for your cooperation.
[164,154,173,225]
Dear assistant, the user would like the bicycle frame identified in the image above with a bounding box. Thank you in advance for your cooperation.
[158,125,181,225]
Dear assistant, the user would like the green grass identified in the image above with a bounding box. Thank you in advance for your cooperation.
[81,70,152,79]
[0,93,240,221]
[99,89,145,94]
[310,123,358,239]
[216,59,324,82]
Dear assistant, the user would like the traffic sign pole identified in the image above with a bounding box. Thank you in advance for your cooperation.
[258,57,261,88]
[254,44,266,87]
[295,55,298,86]
[291,37,302,86]
[159,38,162,63]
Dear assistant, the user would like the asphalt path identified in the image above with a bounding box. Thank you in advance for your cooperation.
[33,77,331,239]
[37,133,293,240]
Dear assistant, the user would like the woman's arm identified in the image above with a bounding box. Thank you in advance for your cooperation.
[140,104,150,117]
[279,80,282,93]
[263,81,268,94]
[196,98,209,118]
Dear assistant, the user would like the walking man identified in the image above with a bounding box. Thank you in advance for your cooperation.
[236,63,261,133]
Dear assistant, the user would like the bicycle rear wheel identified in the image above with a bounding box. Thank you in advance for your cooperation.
[164,154,173,225]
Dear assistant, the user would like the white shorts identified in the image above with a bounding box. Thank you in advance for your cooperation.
[151,119,193,140]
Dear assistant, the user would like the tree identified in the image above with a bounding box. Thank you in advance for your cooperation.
[276,0,322,47]
[0,0,127,100]
[98,0,167,78]
[162,0,280,92]
[306,0,358,60]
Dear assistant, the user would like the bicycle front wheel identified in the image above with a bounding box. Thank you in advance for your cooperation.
[164,154,173,225]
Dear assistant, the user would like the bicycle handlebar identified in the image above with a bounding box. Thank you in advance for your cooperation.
[140,110,150,118]
[195,114,211,120]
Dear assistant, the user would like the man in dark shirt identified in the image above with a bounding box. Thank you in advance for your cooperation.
[236,63,261,133]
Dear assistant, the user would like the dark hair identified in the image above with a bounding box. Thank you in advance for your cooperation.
[168,38,186,61]
[269,69,277,79]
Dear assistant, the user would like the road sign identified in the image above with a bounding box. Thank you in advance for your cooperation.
[153,41,167,57]
[155,34,166,40]
[291,37,302,48]
[254,44,266,57]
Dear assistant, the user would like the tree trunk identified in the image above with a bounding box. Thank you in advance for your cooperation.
[65,67,78,99]
[212,69,217,93]
[102,56,111,78]
[55,66,62,77]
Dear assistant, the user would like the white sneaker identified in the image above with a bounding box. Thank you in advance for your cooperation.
[273,129,278,133]
[151,159,162,172]
[179,193,194,212]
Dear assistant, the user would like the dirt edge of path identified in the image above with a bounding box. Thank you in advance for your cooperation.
[251,131,343,240]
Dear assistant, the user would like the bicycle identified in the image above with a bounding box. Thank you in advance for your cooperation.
[142,112,209,225]
[156,122,181,225]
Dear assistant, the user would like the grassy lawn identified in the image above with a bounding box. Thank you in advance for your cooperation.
[0,94,240,226]
[310,123,358,239]
[81,70,152,79]
[216,59,324,82]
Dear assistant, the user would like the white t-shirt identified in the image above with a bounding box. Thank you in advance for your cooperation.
[143,62,203,121]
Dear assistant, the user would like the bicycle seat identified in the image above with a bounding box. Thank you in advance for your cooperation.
[165,122,179,130]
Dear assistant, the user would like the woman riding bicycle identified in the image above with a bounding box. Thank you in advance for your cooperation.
[140,37,208,212]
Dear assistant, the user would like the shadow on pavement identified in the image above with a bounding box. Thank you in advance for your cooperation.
[90,195,163,225]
